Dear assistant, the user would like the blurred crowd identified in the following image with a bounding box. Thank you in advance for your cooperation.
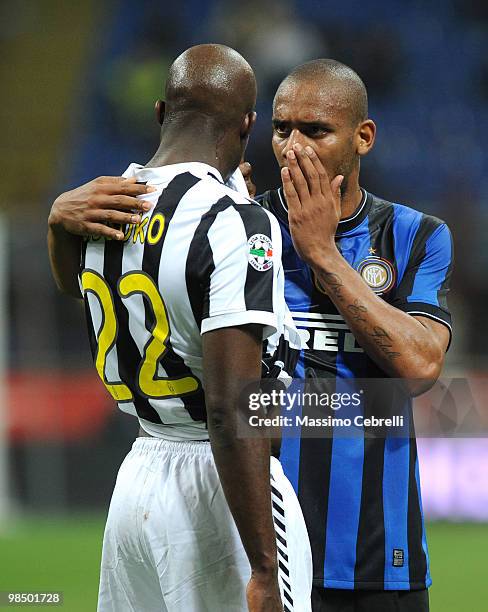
[3,0,488,369]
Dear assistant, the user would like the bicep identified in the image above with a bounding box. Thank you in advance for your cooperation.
[391,222,453,338]
[202,325,263,404]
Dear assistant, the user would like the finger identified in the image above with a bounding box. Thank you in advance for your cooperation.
[286,149,310,201]
[239,161,256,198]
[281,167,301,213]
[304,146,331,195]
[293,144,321,195]
[95,194,152,213]
[331,174,344,214]
[108,182,156,197]
[247,183,257,199]
[239,161,252,178]
[95,176,131,183]
[95,177,156,197]
[120,180,157,196]
[87,209,143,226]
[96,176,151,188]
[83,222,126,241]
[331,174,344,198]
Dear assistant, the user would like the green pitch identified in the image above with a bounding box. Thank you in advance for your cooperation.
[0,517,487,610]
[428,522,488,611]
[0,515,103,611]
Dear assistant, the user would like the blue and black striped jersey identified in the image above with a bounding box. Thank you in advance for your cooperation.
[258,187,453,591]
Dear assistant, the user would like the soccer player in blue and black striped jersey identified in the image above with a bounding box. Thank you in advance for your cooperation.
[258,60,453,612]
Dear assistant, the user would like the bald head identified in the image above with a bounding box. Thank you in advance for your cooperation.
[275,59,368,126]
[164,44,257,126]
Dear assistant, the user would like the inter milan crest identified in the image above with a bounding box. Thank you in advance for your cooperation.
[247,234,273,271]
[357,256,395,294]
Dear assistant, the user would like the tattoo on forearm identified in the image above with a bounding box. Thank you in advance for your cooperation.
[318,274,402,362]
[317,272,345,301]
[369,326,402,360]
[347,300,368,324]
[345,299,402,361]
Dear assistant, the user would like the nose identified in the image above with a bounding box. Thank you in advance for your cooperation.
[282,129,306,160]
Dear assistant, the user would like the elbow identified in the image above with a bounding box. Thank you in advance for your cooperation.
[54,278,82,299]
[405,374,438,397]
[401,356,443,397]
[206,400,236,444]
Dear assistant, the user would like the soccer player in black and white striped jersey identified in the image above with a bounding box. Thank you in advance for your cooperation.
[49,45,312,611]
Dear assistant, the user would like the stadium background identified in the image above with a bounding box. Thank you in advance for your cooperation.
[1,0,487,609]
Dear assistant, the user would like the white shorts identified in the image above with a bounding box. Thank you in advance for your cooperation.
[98,437,312,612]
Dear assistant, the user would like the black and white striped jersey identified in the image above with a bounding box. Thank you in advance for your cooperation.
[80,162,299,440]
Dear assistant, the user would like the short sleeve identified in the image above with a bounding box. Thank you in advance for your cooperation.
[390,221,453,340]
[262,305,303,386]
[199,201,284,340]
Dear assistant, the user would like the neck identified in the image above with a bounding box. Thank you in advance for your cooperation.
[144,123,232,180]
[339,168,363,219]
[340,184,364,219]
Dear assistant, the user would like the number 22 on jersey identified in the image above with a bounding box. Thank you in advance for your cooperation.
[81,269,199,402]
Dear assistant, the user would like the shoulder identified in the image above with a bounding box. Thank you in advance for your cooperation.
[196,175,250,205]
[256,188,282,211]
[369,192,450,237]
[199,183,278,236]
[204,180,279,226]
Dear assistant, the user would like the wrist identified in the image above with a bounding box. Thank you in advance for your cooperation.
[47,202,66,231]
[48,216,82,248]
[251,561,278,580]
[48,204,78,240]
[250,549,278,576]
[308,243,343,272]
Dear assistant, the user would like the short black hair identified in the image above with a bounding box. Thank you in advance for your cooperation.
[165,44,256,126]
[276,59,368,125]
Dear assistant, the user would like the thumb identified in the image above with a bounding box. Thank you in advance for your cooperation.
[331,175,344,198]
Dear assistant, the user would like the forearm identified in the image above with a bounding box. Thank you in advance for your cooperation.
[312,248,443,382]
[208,416,277,572]
[203,326,278,575]
[47,223,82,298]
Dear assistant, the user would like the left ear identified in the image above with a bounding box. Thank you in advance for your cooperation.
[355,119,376,157]
[240,111,257,140]
[155,99,166,126]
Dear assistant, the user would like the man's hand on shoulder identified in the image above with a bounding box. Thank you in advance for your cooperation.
[48,176,155,241]
[47,176,156,298]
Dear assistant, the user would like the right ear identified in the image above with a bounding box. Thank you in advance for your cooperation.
[240,111,257,140]
[155,100,166,125]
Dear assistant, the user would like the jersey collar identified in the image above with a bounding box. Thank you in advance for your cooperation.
[123,162,224,185]
[336,189,372,235]
[275,186,372,235]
